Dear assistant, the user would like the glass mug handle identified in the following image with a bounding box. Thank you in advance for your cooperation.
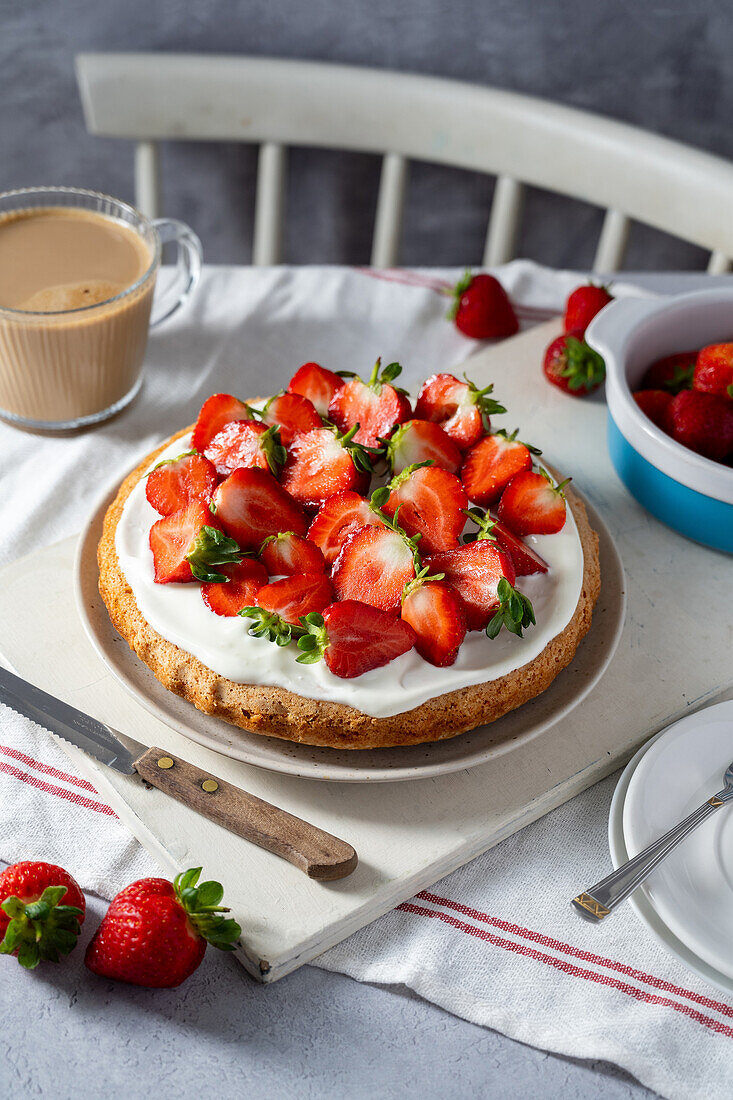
[149,218,203,328]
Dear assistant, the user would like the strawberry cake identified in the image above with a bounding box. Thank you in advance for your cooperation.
[98,361,601,750]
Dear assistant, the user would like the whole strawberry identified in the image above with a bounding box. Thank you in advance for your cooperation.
[85,867,240,988]
[693,343,733,399]
[543,330,606,396]
[449,272,519,340]
[0,861,85,969]
[669,389,733,463]
[563,283,613,336]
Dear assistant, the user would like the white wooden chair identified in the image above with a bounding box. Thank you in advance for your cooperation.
[75,53,733,273]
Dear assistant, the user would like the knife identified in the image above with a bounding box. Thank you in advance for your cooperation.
[0,665,357,881]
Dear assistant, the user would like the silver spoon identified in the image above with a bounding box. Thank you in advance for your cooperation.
[571,760,733,922]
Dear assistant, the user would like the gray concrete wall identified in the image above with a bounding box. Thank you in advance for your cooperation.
[2,0,731,270]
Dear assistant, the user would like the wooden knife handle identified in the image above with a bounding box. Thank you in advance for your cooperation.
[133,747,357,881]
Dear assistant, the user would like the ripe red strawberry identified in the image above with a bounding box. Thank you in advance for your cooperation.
[288,361,345,417]
[449,272,518,339]
[145,452,218,516]
[424,541,516,631]
[192,393,251,453]
[543,331,606,396]
[84,867,240,988]
[307,491,380,565]
[280,426,371,509]
[401,571,467,666]
[332,523,417,612]
[640,351,697,394]
[259,531,326,575]
[260,392,322,445]
[491,520,548,577]
[213,468,308,550]
[693,343,733,399]
[563,283,613,336]
[385,418,462,475]
[633,389,674,432]
[296,601,416,678]
[498,469,569,536]
[257,573,335,625]
[328,358,411,447]
[460,430,536,506]
[205,421,286,477]
[0,861,85,969]
[201,559,268,616]
[381,464,468,555]
[669,389,733,462]
[149,502,240,584]
[414,373,505,450]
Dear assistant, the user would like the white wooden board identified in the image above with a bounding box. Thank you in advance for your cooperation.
[1,320,731,983]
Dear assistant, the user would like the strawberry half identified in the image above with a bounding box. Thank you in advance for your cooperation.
[563,283,613,336]
[149,502,238,584]
[260,392,322,445]
[145,451,218,516]
[424,541,516,632]
[307,491,380,565]
[401,570,467,667]
[462,507,548,577]
[192,393,251,453]
[296,601,416,679]
[414,373,505,450]
[288,361,345,417]
[280,426,372,509]
[384,418,462,475]
[256,573,335,625]
[201,559,268,617]
[205,421,286,477]
[331,522,417,613]
[543,332,606,396]
[448,272,519,340]
[460,429,537,506]
[497,469,569,536]
[693,343,733,399]
[380,464,468,555]
[213,467,308,550]
[259,531,326,576]
[328,358,411,447]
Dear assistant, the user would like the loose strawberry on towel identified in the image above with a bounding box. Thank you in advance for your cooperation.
[543,331,606,396]
[563,283,613,336]
[205,421,286,477]
[424,540,516,631]
[255,573,335,625]
[0,861,85,970]
[693,343,733,399]
[85,867,240,988]
[640,351,696,394]
[201,559,268,617]
[497,469,569,536]
[460,429,538,506]
[280,426,371,509]
[288,361,345,417]
[150,502,240,584]
[296,601,416,679]
[307,491,381,565]
[448,272,519,340]
[384,418,462,475]
[633,389,674,432]
[331,520,417,613]
[328,358,411,447]
[668,389,733,462]
[380,464,467,555]
[414,373,505,450]
[260,392,322,445]
[145,452,218,516]
[401,568,467,667]
[259,531,326,576]
[213,467,309,550]
[192,393,252,453]
[462,506,548,577]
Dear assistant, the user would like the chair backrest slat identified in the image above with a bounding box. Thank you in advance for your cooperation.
[252,142,287,266]
[707,250,731,275]
[371,153,408,267]
[134,140,161,220]
[483,176,524,267]
[593,209,630,273]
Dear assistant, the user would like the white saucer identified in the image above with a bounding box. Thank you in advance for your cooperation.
[608,699,733,994]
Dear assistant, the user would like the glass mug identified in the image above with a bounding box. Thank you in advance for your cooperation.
[0,186,202,431]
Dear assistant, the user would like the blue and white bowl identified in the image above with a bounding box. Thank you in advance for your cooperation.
[586,288,733,554]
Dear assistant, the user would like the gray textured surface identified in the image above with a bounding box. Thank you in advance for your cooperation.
[3,0,733,270]
[0,892,656,1100]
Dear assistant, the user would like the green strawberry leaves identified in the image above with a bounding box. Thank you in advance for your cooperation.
[462,506,498,544]
[366,357,404,395]
[149,448,199,474]
[0,885,84,969]
[240,606,302,646]
[186,525,243,583]
[173,868,241,951]
[295,612,330,664]
[559,336,606,392]
[257,424,288,475]
[447,269,474,321]
[486,577,536,640]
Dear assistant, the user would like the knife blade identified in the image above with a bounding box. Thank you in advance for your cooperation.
[0,666,357,880]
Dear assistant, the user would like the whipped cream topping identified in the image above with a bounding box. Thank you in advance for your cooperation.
[115,432,585,718]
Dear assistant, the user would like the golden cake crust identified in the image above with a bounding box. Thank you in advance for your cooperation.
[98,427,601,750]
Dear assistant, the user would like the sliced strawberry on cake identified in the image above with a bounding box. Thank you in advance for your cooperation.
[331,519,417,613]
[288,361,345,417]
[201,559,268,616]
[462,507,548,577]
[460,429,538,506]
[192,393,252,453]
[260,392,322,445]
[296,601,416,679]
[145,452,218,516]
[380,464,467,554]
[258,531,326,576]
[328,359,411,447]
[401,568,467,667]
[149,503,241,584]
[414,373,505,450]
[254,573,334,625]
[307,491,381,565]
[205,421,286,477]
[384,419,462,475]
[213,468,308,550]
[497,469,569,536]
[280,426,372,509]
[424,540,516,631]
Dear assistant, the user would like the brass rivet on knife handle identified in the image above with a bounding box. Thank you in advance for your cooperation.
[133,747,358,880]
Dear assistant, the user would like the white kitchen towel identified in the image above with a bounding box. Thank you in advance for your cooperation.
[1,260,726,1100]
